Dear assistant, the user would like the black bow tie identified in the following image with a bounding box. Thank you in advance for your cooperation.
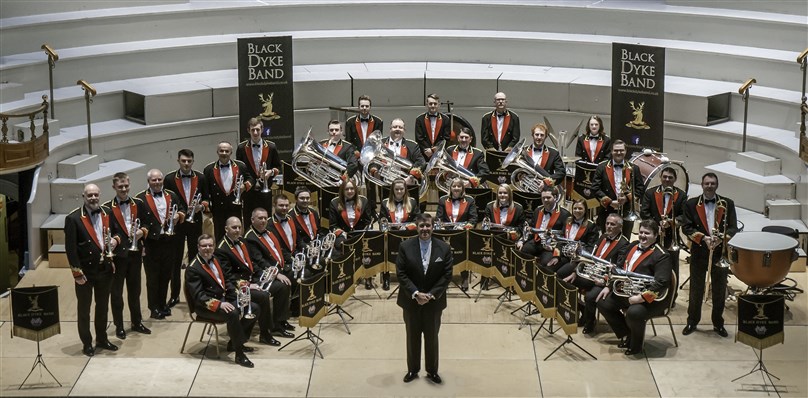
[360,117,369,122]
[533,145,543,151]
[296,208,309,215]
[496,112,506,117]
[395,200,404,205]
[500,205,510,210]
[614,163,624,168]
[428,114,438,119]
[118,199,130,205]
[544,210,552,216]
[457,148,467,153]
[637,245,650,252]
[252,143,261,148]
[452,198,462,204]
[219,163,230,168]
[90,209,101,216]
[152,191,163,197]
[232,238,241,245]
[704,198,716,204]
[181,174,193,179]
[394,142,400,147]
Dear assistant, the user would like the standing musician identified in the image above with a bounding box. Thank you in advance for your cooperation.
[414,93,451,160]
[65,184,118,357]
[517,186,570,268]
[575,115,612,164]
[136,169,186,320]
[560,213,629,335]
[592,139,645,238]
[237,118,281,218]
[681,173,738,338]
[321,119,359,178]
[546,199,600,272]
[204,141,254,241]
[380,178,421,290]
[345,94,383,151]
[481,92,521,152]
[164,148,209,308]
[105,172,151,340]
[377,118,427,187]
[526,123,566,188]
[186,234,257,368]
[596,219,671,355]
[244,207,298,316]
[290,186,322,247]
[329,179,374,288]
[435,177,478,291]
[640,166,686,288]
[445,127,489,188]
[215,217,293,347]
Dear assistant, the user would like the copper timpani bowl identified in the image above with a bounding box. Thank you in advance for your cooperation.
[728,231,798,288]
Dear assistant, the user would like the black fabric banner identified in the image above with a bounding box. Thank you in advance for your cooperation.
[572,160,601,209]
[484,150,511,188]
[433,230,469,275]
[281,161,319,204]
[354,230,386,278]
[342,232,365,282]
[512,190,542,224]
[299,272,327,328]
[611,42,666,153]
[536,265,557,318]
[513,250,537,306]
[238,36,295,161]
[387,230,418,275]
[555,279,578,335]
[468,230,498,277]
[736,294,785,350]
[11,286,60,342]
[492,235,515,287]
[328,250,356,306]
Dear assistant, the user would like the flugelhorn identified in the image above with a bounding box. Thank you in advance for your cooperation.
[258,266,279,291]
[232,174,244,205]
[186,193,202,223]
[258,163,271,193]
[162,204,178,236]
[238,285,256,319]
[128,216,141,251]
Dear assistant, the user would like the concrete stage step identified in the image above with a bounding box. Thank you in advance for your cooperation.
[50,158,146,213]
[705,161,795,213]
[736,151,781,176]
[766,199,802,221]
[57,154,99,180]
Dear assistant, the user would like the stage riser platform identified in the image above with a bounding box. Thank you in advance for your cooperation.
[737,151,781,177]
[706,161,796,214]
[50,159,146,214]
[766,199,802,221]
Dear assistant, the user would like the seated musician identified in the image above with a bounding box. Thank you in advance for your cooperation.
[291,186,322,247]
[596,219,672,355]
[215,217,293,347]
[435,177,478,291]
[517,186,570,268]
[558,213,628,334]
[328,179,374,288]
[445,127,489,187]
[379,178,421,290]
[481,183,525,289]
[244,208,299,316]
[546,199,600,272]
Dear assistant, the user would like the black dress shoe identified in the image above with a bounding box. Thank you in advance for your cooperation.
[160,307,172,317]
[403,371,418,383]
[272,329,295,338]
[582,324,595,335]
[281,321,296,331]
[624,348,643,355]
[167,297,180,308]
[96,341,119,351]
[235,353,254,368]
[365,279,374,290]
[617,337,631,349]
[132,323,152,334]
[115,326,127,340]
[260,335,281,346]
[82,345,95,357]
[713,326,729,337]
[426,373,442,384]
[382,278,390,291]
[150,310,165,320]
[682,324,697,336]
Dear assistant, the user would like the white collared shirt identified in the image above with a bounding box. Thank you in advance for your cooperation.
[152,190,167,223]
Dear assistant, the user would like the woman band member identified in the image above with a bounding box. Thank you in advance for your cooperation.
[329,179,373,288]
[483,184,525,237]
[548,199,600,272]
[575,115,611,164]
[596,219,672,355]
[379,178,420,290]
[435,177,478,291]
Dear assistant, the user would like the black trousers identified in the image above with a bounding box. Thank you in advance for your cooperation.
[251,280,290,333]
[111,251,143,327]
[555,261,602,327]
[170,220,202,300]
[598,294,666,352]
[687,247,728,327]
[243,190,273,226]
[75,271,113,346]
[196,301,258,353]
[211,206,243,242]
[143,237,178,312]
[403,305,443,374]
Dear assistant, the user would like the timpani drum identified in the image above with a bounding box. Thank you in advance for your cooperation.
[728,232,799,288]
[629,150,689,194]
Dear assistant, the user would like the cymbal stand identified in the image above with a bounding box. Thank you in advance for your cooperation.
[278,327,324,359]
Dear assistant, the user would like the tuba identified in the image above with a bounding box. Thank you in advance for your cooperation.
[574,250,614,285]
[424,141,478,192]
[610,267,668,301]
[360,131,427,197]
[501,138,552,193]
[291,129,348,188]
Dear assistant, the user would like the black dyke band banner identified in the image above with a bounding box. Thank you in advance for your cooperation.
[357,230,386,278]
[281,161,319,205]
[299,271,327,328]
[467,230,497,277]
[512,190,543,223]
[736,294,785,350]
[513,250,538,306]
[342,232,365,282]
[484,150,511,188]
[536,265,557,318]
[433,230,469,275]
[611,42,665,154]
[12,286,60,342]
[492,235,515,288]
[329,250,356,306]
[317,187,340,230]
[572,160,601,209]
[555,279,579,335]
[387,230,418,275]
[238,36,294,162]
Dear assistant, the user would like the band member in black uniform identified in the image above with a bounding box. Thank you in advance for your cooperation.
[215,217,293,346]
[597,219,671,355]
[321,120,359,178]
[525,123,566,187]
[377,118,427,187]
[345,94,383,151]
[397,213,453,384]
[483,184,525,236]
[574,115,612,164]
[592,139,645,238]
[445,127,489,187]
[136,169,186,319]
[329,179,374,287]
[414,93,451,160]
[518,186,570,268]
[237,118,281,218]
[681,173,738,338]
[546,199,600,272]
[435,177,477,291]
[204,141,254,241]
[164,148,209,307]
[379,178,421,290]
[267,195,302,267]
[481,92,521,152]
[65,184,119,356]
[244,207,297,314]
[105,173,151,339]
[291,186,322,247]
[560,213,628,334]
[640,166,686,286]
[186,234,257,368]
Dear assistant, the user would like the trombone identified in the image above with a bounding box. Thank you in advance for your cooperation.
[660,186,681,251]
[620,171,639,222]
[705,197,731,301]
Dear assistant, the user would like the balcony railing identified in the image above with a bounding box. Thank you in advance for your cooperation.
[0,96,50,174]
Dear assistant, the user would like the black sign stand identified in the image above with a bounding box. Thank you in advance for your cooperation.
[544,279,596,361]
[11,286,62,389]
[532,317,558,340]
[20,340,62,389]
[493,288,516,313]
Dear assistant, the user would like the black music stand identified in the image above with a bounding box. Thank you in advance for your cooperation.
[326,304,354,335]
[493,287,516,313]
[732,348,783,396]
[544,280,596,360]
[544,335,596,361]
[20,340,62,389]
[11,286,62,389]
[278,328,324,359]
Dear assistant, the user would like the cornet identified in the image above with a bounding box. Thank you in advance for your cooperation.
[233,174,244,205]
[102,226,115,262]
[293,252,306,282]
[238,285,256,319]
[306,239,322,270]
[161,204,178,236]
[186,193,202,223]
[320,232,336,268]
[258,163,271,194]
[128,216,141,251]
[258,266,279,291]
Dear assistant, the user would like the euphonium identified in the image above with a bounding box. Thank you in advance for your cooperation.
[424,141,478,192]
[610,267,668,301]
[500,138,551,193]
[258,163,271,193]
[360,131,427,197]
[292,129,348,188]
[258,266,279,291]
[232,174,244,205]
[186,192,202,223]
[162,204,178,236]
[102,226,115,262]
[574,250,614,285]
[128,216,141,251]
[238,285,256,319]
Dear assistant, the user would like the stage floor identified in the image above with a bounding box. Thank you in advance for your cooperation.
[0,259,805,397]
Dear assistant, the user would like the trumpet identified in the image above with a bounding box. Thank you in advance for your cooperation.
[186,193,202,223]
[128,216,141,251]
[233,174,244,205]
[238,285,256,319]
[258,163,271,194]
[293,252,306,282]
[258,266,279,291]
[574,250,615,285]
[611,267,668,302]
[161,204,178,236]
[102,226,115,262]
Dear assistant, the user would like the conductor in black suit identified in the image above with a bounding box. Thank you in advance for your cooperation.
[396,213,453,384]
